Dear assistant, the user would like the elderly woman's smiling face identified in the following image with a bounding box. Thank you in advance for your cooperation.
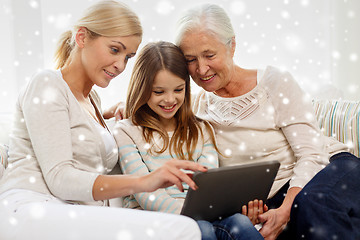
[179,31,235,93]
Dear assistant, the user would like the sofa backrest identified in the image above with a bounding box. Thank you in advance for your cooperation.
[313,99,360,157]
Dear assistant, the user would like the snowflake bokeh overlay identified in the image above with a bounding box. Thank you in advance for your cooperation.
[0,0,359,114]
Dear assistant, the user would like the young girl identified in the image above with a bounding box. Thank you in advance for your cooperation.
[113,41,264,240]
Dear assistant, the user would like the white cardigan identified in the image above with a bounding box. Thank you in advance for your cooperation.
[0,69,117,205]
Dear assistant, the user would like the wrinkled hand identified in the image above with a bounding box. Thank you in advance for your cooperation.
[242,199,268,225]
[258,207,290,240]
[142,159,207,193]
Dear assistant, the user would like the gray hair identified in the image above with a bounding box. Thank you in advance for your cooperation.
[175,4,235,47]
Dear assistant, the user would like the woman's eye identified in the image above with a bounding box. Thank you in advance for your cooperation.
[111,47,119,54]
[206,54,215,58]
[153,91,163,95]
[186,59,195,64]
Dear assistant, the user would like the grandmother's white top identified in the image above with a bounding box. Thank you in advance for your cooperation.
[192,66,347,198]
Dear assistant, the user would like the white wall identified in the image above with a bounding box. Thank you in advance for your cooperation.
[1,0,359,115]
[0,0,17,114]
[330,0,360,100]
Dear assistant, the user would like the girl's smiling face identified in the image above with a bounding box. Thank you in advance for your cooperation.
[147,69,186,131]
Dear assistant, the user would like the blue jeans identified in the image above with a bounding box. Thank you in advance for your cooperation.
[287,152,360,240]
[197,213,263,240]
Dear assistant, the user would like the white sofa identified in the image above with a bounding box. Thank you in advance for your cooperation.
[1,99,360,179]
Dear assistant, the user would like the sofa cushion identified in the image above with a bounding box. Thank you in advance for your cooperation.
[313,99,360,157]
[0,144,9,179]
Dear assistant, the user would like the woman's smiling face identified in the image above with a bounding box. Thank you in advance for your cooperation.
[179,31,235,93]
[81,34,141,88]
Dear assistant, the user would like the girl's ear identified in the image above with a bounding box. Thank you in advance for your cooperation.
[75,27,87,49]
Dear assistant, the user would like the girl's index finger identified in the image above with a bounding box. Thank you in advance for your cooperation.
[173,159,208,173]
[171,165,198,190]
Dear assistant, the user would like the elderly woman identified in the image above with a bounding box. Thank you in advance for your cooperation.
[175,3,360,240]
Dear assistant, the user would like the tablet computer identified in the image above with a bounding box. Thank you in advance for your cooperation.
[180,160,280,222]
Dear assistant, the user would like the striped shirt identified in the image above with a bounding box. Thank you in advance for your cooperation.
[113,119,219,214]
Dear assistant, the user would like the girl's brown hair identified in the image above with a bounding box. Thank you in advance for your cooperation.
[54,0,142,69]
[125,41,218,160]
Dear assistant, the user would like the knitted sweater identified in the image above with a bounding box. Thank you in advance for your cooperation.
[113,119,218,214]
[0,69,118,205]
[192,66,348,198]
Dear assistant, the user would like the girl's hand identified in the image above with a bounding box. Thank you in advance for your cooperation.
[140,159,207,193]
[242,199,268,225]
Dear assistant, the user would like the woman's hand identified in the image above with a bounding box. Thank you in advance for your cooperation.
[103,101,125,120]
[242,199,268,225]
[258,207,289,240]
[258,187,302,240]
[140,159,208,193]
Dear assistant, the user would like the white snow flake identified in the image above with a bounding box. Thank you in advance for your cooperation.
[68,210,77,219]
[230,1,246,15]
[29,0,39,9]
[29,203,46,219]
[282,98,289,104]
[29,176,36,183]
[281,11,290,19]
[32,97,40,104]
[155,0,174,15]
[148,194,156,201]
[349,53,358,62]
[42,87,57,103]
[332,51,341,59]
[146,228,155,237]
[301,0,309,6]
[117,230,133,240]
[238,142,246,151]
[224,149,232,156]
[9,217,18,226]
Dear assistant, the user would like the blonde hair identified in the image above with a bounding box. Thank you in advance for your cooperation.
[125,41,219,160]
[54,0,142,69]
[175,4,234,47]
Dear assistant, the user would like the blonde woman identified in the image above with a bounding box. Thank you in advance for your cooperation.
[0,1,205,239]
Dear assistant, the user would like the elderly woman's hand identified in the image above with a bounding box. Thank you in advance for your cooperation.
[258,207,290,240]
[257,187,301,239]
